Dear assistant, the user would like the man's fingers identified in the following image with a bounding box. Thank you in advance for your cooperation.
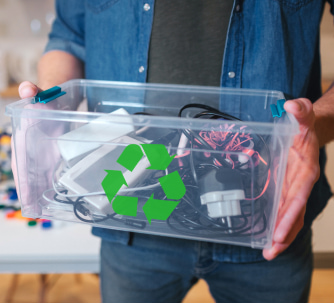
[263,241,289,261]
[263,98,319,261]
[18,81,41,99]
[284,98,315,129]
[274,195,306,243]
[274,165,316,243]
[263,242,288,261]
[263,213,304,260]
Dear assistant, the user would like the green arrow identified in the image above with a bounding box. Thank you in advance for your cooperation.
[142,194,180,225]
[117,144,144,172]
[112,195,138,217]
[101,170,127,202]
[159,171,186,200]
[141,144,175,170]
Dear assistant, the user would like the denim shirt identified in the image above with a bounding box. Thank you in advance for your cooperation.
[45,0,333,262]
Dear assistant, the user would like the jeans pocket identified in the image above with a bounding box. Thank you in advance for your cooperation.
[92,227,131,245]
[86,0,120,13]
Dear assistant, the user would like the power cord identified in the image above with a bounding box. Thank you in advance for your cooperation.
[47,103,272,238]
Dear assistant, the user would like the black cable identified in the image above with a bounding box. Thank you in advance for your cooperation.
[178,104,271,175]
[53,192,147,229]
[173,103,270,238]
[178,103,241,121]
[133,112,154,115]
[52,102,271,240]
[167,196,266,238]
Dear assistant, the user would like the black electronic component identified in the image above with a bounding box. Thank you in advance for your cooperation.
[50,103,271,239]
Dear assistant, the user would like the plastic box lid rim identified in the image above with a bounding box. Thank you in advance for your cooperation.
[5,79,299,136]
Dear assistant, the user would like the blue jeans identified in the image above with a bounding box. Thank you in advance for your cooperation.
[100,229,313,302]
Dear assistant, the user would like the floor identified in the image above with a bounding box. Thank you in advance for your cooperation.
[0,269,333,303]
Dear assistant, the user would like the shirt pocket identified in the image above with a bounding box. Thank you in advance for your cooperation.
[274,0,315,11]
[86,0,120,13]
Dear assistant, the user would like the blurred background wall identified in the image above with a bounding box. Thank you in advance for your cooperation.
[0,0,54,89]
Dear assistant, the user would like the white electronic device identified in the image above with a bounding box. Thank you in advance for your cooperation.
[58,136,152,215]
[200,190,244,218]
[57,108,134,162]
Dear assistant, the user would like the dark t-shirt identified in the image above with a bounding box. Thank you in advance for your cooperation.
[147,0,234,86]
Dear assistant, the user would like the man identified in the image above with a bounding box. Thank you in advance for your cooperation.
[17,0,334,302]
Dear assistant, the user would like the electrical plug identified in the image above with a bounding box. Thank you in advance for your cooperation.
[198,168,245,219]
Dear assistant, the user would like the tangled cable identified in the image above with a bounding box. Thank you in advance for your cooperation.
[47,103,272,239]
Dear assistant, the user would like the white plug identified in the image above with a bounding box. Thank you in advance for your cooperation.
[200,189,245,218]
[198,168,245,222]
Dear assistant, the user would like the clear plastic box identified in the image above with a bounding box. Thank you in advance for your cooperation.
[6,80,299,249]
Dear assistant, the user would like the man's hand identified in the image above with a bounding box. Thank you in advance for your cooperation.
[18,81,41,99]
[12,51,84,207]
[11,82,42,205]
[263,98,320,260]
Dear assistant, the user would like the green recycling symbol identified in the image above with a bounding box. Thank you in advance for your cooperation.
[101,144,186,224]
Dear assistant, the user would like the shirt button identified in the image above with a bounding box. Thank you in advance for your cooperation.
[228,71,235,78]
[235,4,241,12]
[143,3,150,11]
[139,66,145,73]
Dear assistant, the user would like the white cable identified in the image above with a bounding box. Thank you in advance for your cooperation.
[52,158,168,198]
[42,189,73,211]
[42,189,58,204]
[135,126,150,135]
[177,132,189,156]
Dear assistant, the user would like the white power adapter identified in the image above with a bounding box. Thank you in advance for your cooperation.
[58,136,152,214]
[57,108,134,162]
[200,190,244,218]
[199,168,245,220]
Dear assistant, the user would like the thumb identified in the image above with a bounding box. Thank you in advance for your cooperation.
[284,98,315,128]
[18,81,42,99]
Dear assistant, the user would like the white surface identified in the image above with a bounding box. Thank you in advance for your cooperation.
[0,213,100,273]
[1,97,16,125]
[1,98,100,274]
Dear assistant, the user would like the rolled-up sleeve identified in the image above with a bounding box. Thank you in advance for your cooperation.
[45,0,85,62]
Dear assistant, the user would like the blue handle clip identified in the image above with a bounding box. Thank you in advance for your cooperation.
[32,86,66,104]
[270,99,286,118]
